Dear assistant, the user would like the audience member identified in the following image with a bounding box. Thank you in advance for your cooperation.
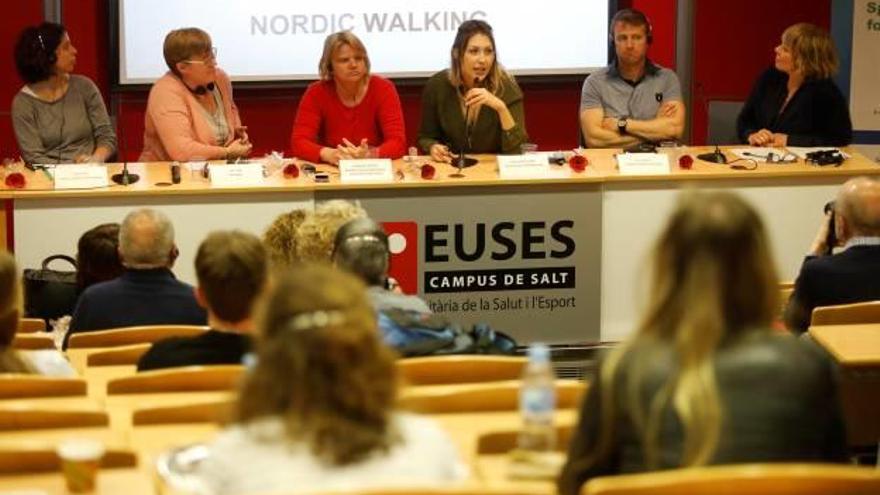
[140,27,251,162]
[0,251,73,376]
[558,191,846,495]
[76,223,123,293]
[295,200,366,263]
[12,22,116,165]
[291,31,406,165]
[263,209,309,269]
[333,217,430,313]
[737,23,852,147]
[138,230,267,371]
[193,265,466,494]
[579,9,684,148]
[417,19,528,161]
[785,177,880,332]
[65,208,206,348]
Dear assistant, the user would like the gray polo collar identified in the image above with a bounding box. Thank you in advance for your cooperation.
[608,58,660,85]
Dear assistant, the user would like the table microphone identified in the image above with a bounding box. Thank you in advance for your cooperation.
[456,76,481,169]
[697,145,728,164]
[111,162,140,185]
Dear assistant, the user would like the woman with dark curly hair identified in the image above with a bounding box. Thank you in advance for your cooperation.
[11,22,116,165]
[194,265,465,494]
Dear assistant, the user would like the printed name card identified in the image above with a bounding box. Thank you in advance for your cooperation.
[209,163,265,187]
[616,153,670,175]
[339,159,394,183]
[497,155,550,179]
[53,165,109,190]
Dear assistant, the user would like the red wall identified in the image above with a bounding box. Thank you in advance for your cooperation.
[691,0,831,144]
[1,2,44,158]
[6,0,832,159]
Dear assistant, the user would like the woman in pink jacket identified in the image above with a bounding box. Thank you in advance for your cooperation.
[140,28,251,162]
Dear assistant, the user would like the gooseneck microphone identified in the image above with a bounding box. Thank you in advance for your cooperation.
[456,76,481,169]
[697,144,728,164]
[111,162,140,186]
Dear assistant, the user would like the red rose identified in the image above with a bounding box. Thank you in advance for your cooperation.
[283,164,300,179]
[420,164,436,180]
[569,154,588,172]
[5,172,25,189]
[678,155,694,169]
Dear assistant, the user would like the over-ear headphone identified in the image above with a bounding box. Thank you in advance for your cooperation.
[608,9,654,47]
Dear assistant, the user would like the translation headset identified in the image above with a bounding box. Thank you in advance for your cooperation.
[805,149,845,167]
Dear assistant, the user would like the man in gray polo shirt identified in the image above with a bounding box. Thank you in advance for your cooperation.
[579,9,685,148]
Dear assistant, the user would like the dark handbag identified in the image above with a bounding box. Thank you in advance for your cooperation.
[23,254,78,324]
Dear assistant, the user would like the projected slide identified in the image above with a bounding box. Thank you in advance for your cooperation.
[117,0,610,84]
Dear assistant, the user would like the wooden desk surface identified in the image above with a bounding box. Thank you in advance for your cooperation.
[83,365,138,399]
[104,391,234,430]
[809,324,880,366]
[5,147,878,199]
[0,468,154,495]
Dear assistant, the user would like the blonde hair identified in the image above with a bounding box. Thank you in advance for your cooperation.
[782,23,839,80]
[237,265,398,466]
[0,251,33,374]
[295,201,367,263]
[163,27,212,73]
[318,31,371,81]
[263,209,310,269]
[582,191,778,472]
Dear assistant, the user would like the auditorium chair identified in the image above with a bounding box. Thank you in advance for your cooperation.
[398,379,587,414]
[0,405,108,430]
[811,300,880,326]
[0,446,137,474]
[582,463,880,495]
[17,318,46,333]
[0,375,86,399]
[397,355,528,386]
[132,399,235,426]
[66,325,208,349]
[477,424,574,454]
[86,343,151,366]
[106,365,244,394]
[11,333,55,350]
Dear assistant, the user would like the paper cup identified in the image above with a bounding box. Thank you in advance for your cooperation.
[57,439,105,493]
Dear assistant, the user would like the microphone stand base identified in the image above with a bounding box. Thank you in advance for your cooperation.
[111,173,140,185]
[696,152,728,164]
[454,156,478,168]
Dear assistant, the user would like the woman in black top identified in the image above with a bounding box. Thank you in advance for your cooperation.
[736,23,851,147]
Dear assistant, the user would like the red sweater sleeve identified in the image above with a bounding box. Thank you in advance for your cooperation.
[373,77,407,159]
[290,82,326,163]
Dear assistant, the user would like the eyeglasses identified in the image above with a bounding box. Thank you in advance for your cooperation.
[183,47,218,66]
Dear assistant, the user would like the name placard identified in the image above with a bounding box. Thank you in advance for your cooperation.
[53,165,109,190]
[209,163,264,187]
[339,159,394,183]
[616,153,670,175]
[497,155,550,179]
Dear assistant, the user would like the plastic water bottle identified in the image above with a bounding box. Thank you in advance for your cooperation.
[518,342,556,452]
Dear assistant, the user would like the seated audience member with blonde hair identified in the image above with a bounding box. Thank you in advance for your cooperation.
[263,209,309,269]
[193,265,466,494]
[138,230,268,371]
[0,251,73,376]
[140,27,251,162]
[65,208,206,348]
[294,200,367,263]
[737,22,851,147]
[558,191,846,495]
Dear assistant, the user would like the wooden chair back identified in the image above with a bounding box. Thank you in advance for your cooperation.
[398,355,528,386]
[582,463,880,495]
[476,424,574,454]
[66,325,208,349]
[18,318,47,333]
[86,343,152,366]
[0,375,86,399]
[399,379,587,414]
[0,447,136,474]
[132,399,235,426]
[11,333,55,350]
[106,365,244,394]
[811,300,880,326]
[0,406,108,430]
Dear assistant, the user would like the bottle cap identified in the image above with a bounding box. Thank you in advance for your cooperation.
[528,342,550,362]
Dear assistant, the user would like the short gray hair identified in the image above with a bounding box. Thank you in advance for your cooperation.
[119,209,175,268]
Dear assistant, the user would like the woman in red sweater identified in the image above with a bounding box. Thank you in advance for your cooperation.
[291,32,406,165]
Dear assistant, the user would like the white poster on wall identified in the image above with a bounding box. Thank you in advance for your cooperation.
[851,0,880,130]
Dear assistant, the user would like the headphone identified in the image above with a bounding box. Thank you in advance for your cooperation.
[608,9,654,47]
[806,149,845,167]
[187,82,216,96]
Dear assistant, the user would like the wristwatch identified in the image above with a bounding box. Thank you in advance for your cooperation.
[617,118,629,135]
